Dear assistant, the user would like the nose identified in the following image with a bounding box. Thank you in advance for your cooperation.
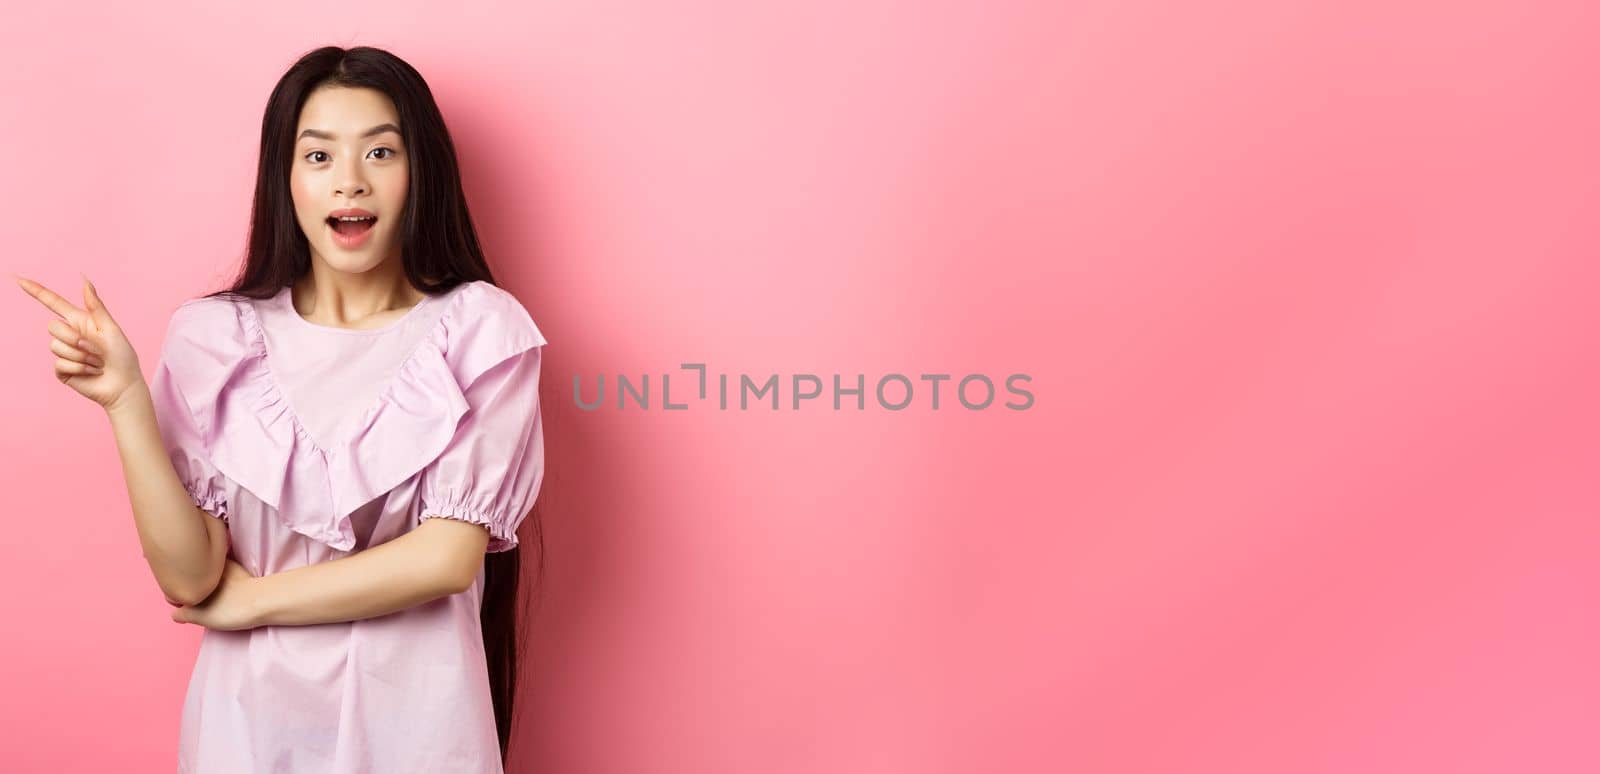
[334,156,368,197]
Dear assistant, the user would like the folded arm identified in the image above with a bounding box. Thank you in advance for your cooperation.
[108,380,231,606]
[246,517,491,627]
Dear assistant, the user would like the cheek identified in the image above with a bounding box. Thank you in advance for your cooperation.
[385,166,410,211]
[289,169,316,222]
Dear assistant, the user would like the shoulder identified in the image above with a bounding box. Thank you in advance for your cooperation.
[441,280,547,351]
[160,293,253,361]
[435,281,548,387]
[170,292,244,323]
[154,293,261,407]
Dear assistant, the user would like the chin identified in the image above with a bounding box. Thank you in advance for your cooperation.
[313,242,397,273]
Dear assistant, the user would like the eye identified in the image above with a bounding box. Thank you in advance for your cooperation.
[302,148,397,164]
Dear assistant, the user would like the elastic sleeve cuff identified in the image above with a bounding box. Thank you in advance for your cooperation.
[184,479,229,523]
[419,499,518,553]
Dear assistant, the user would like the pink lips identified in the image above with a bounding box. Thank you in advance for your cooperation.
[326,208,378,250]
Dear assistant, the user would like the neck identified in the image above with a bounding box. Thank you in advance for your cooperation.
[292,265,423,326]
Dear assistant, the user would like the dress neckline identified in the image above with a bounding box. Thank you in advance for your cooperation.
[243,281,476,457]
[165,279,544,551]
[276,284,439,336]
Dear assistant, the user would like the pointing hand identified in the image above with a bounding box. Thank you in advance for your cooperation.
[15,274,144,412]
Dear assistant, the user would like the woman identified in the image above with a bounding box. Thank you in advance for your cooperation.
[15,45,547,772]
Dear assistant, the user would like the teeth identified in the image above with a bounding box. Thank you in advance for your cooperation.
[334,215,375,221]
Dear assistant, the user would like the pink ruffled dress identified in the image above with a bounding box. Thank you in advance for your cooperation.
[148,279,547,773]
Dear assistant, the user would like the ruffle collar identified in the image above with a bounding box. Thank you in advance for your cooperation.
[164,280,547,551]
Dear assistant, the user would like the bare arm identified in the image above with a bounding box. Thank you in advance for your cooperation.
[243,518,490,627]
[107,382,229,606]
[14,275,226,606]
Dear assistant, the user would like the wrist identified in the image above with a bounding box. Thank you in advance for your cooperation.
[244,575,274,628]
[104,379,152,421]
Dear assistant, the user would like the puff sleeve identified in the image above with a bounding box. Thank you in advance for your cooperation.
[148,346,231,523]
[417,345,545,552]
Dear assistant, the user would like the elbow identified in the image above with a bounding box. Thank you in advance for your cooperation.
[150,552,223,607]
[152,505,230,607]
[169,589,207,607]
[410,518,491,597]
[165,576,219,607]
[439,563,476,597]
[435,555,483,597]
[169,564,224,605]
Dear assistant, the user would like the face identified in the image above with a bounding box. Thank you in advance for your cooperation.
[289,86,409,273]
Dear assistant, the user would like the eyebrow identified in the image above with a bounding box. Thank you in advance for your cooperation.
[296,123,402,142]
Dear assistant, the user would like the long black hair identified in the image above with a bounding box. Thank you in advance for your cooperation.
[202,45,539,765]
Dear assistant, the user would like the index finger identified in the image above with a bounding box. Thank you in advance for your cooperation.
[14,275,88,327]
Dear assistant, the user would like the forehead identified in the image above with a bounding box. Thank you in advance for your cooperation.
[295,86,400,136]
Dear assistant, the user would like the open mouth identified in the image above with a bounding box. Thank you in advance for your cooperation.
[327,214,377,236]
[326,214,378,249]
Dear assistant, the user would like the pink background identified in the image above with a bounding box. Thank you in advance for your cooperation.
[3,1,1597,772]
